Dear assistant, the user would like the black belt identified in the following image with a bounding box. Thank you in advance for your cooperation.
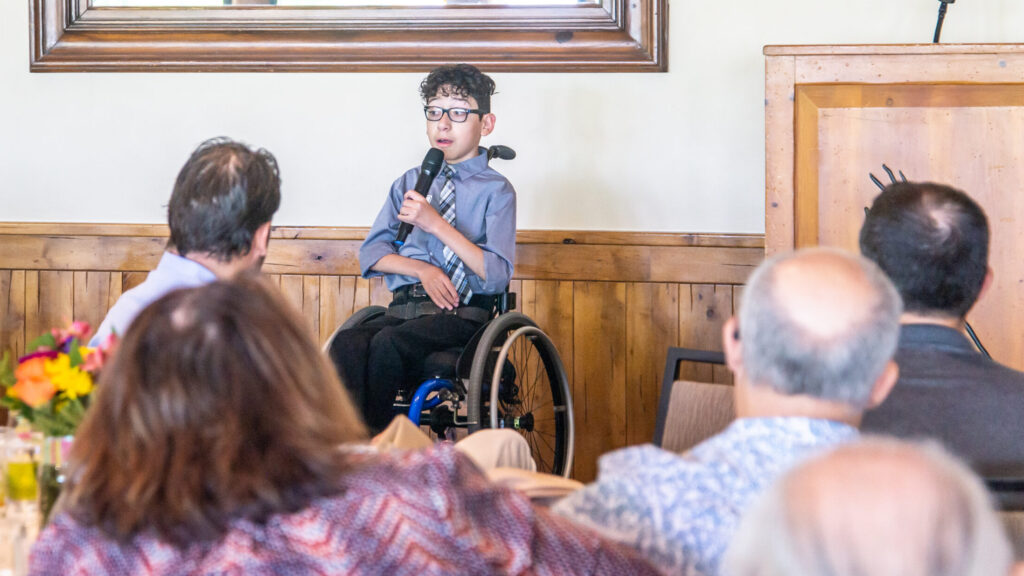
[388,284,498,324]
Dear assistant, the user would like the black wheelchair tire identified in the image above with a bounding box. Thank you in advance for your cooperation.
[466,312,575,478]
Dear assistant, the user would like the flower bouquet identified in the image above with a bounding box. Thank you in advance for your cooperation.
[0,322,114,437]
[0,321,116,521]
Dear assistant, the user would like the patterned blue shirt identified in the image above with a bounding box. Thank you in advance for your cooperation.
[552,418,859,575]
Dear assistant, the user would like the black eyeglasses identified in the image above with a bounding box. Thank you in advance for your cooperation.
[423,106,485,123]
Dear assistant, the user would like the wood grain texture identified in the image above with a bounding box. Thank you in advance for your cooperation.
[573,282,627,483]
[72,272,116,336]
[678,284,733,385]
[122,272,147,293]
[26,272,74,341]
[626,283,678,445]
[520,280,575,391]
[319,276,358,348]
[0,271,26,361]
[518,245,761,283]
[764,53,796,258]
[0,225,759,480]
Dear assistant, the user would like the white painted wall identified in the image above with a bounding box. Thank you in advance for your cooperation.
[1,1,1021,232]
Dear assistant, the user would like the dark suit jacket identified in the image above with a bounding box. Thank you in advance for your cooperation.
[861,323,1024,476]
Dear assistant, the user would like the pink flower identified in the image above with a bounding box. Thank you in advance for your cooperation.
[67,321,91,341]
[51,321,92,351]
[81,332,118,373]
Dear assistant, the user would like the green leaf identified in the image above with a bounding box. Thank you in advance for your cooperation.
[27,332,57,353]
[68,339,84,368]
[0,352,15,388]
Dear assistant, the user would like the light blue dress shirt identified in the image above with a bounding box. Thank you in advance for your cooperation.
[89,252,217,346]
[553,417,859,576]
[359,148,516,295]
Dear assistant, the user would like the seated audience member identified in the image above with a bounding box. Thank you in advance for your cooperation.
[723,438,1016,576]
[859,182,1024,474]
[31,274,658,576]
[553,248,903,576]
[90,137,280,346]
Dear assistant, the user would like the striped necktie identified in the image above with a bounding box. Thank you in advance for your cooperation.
[438,166,473,304]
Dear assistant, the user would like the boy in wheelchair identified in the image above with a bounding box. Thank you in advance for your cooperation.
[329,64,516,432]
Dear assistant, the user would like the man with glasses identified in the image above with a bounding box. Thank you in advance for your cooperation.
[330,64,517,432]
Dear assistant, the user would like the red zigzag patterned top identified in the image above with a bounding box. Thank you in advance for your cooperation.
[29,444,658,575]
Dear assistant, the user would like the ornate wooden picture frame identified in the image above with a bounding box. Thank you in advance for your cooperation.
[29,0,667,72]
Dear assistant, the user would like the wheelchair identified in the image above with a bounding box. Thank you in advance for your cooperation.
[326,294,575,478]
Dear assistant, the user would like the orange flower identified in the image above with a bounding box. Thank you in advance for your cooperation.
[10,357,57,408]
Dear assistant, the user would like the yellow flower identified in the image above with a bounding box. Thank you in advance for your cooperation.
[44,354,93,400]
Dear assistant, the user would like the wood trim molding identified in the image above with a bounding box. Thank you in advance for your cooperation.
[29,0,667,72]
[764,44,1024,57]
[0,223,761,247]
[0,223,764,283]
[790,82,1024,251]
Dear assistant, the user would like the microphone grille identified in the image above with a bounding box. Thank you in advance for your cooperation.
[422,147,445,176]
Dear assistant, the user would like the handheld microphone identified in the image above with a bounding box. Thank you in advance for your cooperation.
[395,147,445,246]
[487,145,517,161]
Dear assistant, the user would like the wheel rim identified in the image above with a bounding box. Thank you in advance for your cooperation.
[489,326,573,477]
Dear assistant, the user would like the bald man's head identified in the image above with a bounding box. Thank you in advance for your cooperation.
[737,248,902,406]
[724,439,1012,576]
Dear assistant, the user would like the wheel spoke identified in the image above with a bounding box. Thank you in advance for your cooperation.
[534,429,556,454]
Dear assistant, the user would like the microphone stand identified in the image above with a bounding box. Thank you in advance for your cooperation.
[933,0,955,44]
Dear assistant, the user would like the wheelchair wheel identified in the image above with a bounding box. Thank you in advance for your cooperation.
[467,313,575,478]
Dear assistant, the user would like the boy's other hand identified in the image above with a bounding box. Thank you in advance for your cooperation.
[416,262,460,310]
[399,190,444,234]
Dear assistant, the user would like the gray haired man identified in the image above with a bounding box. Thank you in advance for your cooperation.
[553,248,903,576]
[724,438,1017,576]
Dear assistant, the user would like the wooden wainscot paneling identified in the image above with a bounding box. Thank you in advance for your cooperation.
[0,223,764,482]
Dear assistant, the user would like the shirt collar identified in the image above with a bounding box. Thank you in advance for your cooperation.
[899,323,977,353]
[443,147,489,180]
[154,251,218,284]
[726,416,860,439]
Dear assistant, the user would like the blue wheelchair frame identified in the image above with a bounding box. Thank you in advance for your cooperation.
[406,378,456,426]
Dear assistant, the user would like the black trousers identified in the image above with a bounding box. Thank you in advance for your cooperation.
[328,312,483,432]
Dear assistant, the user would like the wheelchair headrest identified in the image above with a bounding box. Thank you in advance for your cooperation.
[487,145,516,162]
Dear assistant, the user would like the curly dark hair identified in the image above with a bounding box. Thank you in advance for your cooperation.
[168,137,281,261]
[419,64,497,113]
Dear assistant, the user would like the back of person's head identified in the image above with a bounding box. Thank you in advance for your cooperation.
[420,63,497,112]
[168,137,281,261]
[724,438,1013,576]
[859,181,989,318]
[63,273,368,545]
[738,247,902,407]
